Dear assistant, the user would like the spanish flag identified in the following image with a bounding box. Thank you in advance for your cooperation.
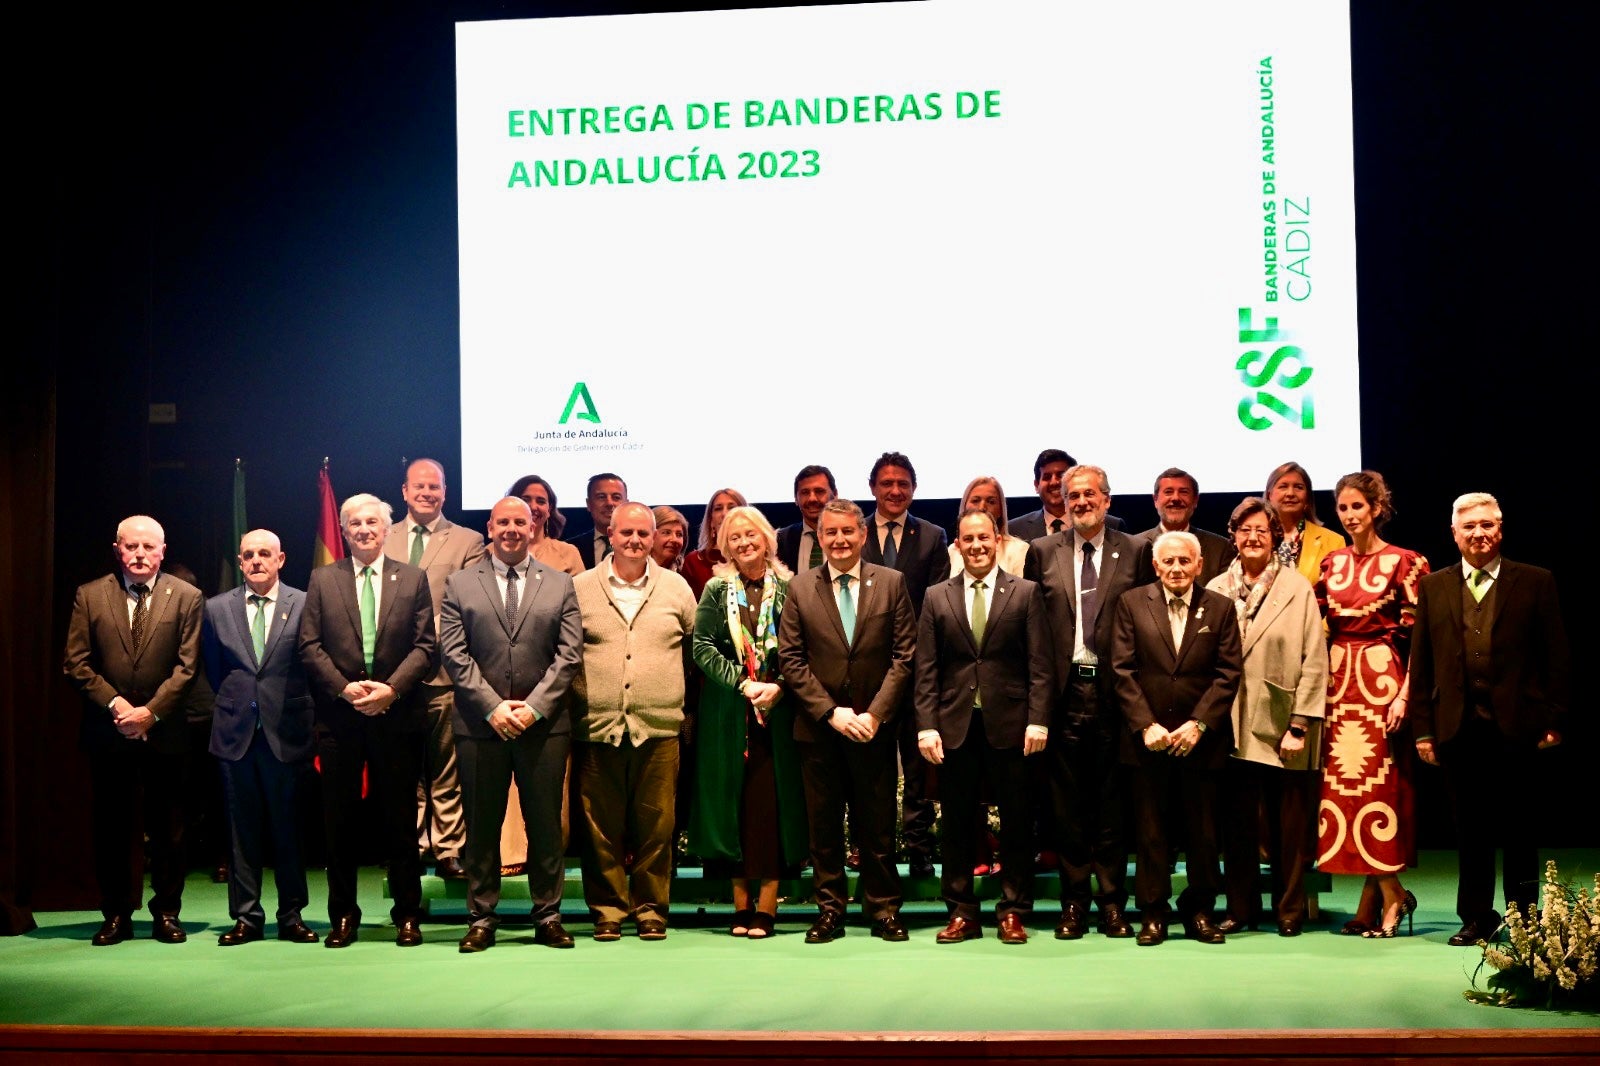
[312,458,346,567]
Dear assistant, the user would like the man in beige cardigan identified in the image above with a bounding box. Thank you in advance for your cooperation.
[570,502,697,941]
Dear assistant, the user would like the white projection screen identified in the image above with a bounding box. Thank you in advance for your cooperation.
[457,1,1357,509]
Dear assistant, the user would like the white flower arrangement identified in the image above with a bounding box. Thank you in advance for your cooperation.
[1466,859,1599,1009]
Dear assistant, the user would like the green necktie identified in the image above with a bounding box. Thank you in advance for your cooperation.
[970,579,987,646]
[836,574,856,644]
[360,566,377,674]
[249,594,268,662]
[1470,568,1490,603]
[808,532,822,569]
[409,525,426,566]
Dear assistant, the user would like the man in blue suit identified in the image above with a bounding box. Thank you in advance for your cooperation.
[202,529,319,946]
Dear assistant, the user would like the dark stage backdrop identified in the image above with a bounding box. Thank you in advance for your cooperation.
[10,2,1589,915]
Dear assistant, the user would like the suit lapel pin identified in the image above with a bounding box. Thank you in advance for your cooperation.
[1111,552,1120,560]
[389,573,398,582]
[865,579,874,587]
[1195,606,1205,620]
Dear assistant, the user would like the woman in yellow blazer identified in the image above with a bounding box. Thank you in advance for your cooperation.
[1265,461,1345,582]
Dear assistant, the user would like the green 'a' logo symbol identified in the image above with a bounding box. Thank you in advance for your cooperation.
[559,382,601,424]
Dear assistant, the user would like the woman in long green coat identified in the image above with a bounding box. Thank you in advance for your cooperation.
[688,505,808,939]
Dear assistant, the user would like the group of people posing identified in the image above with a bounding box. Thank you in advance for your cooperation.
[63,450,1568,953]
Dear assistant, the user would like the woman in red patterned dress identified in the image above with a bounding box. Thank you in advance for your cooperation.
[1315,470,1429,938]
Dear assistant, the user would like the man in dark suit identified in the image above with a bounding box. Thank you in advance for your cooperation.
[1011,449,1125,541]
[1023,464,1142,939]
[299,493,437,947]
[1111,530,1242,946]
[63,514,204,945]
[382,457,485,880]
[779,498,917,943]
[202,528,319,946]
[775,464,836,573]
[440,496,584,952]
[914,509,1051,944]
[1134,467,1236,588]
[564,472,627,569]
[1409,492,1570,946]
[860,451,947,877]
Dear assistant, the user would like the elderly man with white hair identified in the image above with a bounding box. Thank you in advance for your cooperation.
[299,493,437,948]
[64,514,204,945]
[1408,492,1570,947]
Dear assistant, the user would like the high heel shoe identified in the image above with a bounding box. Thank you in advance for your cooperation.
[1362,890,1417,939]
[1339,919,1370,936]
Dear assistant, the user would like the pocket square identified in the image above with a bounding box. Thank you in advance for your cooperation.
[1197,625,1211,634]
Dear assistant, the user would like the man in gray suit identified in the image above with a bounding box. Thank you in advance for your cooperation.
[383,457,485,880]
[440,497,584,952]
[64,514,204,945]
[202,528,319,946]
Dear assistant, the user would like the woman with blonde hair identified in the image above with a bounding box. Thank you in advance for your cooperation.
[1264,461,1345,584]
[681,487,748,598]
[947,476,1029,576]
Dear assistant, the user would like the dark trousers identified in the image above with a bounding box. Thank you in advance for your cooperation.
[1220,758,1316,924]
[458,729,571,929]
[1131,750,1220,918]
[577,736,677,925]
[938,722,1034,921]
[316,719,424,924]
[800,726,902,920]
[220,729,310,929]
[1442,717,1541,922]
[1050,676,1127,910]
[896,701,937,859]
[88,743,187,920]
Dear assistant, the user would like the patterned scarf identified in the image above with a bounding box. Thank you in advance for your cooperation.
[726,568,780,685]
[1275,518,1305,569]
[1214,554,1280,633]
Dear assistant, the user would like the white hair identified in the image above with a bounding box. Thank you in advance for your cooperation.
[116,514,165,545]
[338,493,393,532]
[1152,529,1201,560]
[1451,492,1502,525]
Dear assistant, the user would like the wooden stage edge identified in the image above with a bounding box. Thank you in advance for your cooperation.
[3,1026,1598,1064]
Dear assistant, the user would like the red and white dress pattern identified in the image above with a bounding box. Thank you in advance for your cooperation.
[1314,545,1428,875]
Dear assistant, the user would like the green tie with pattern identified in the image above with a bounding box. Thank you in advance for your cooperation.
[808,533,822,569]
[360,566,377,674]
[249,594,268,661]
[409,525,426,566]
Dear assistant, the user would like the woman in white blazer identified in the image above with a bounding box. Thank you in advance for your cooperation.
[1207,497,1328,937]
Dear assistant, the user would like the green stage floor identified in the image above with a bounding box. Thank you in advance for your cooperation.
[2,850,1595,1034]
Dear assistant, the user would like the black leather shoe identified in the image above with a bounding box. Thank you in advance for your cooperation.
[435,856,466,880]
[324,916,358,948]
[1449,912,1500,947]
[871,915,909,942]
[1136,918,1167,946]
[277,920,319,943]
[217,920,263,947]
[1100,903,1134,938]
[908,856,936,879]
[1216,914,1254,935]
[153,915,187,944]
[91,915,133,946]
[395,917,423,947]
[805,913,845,944]
[458,926,495,953]
[592,920,623,942]
[1277,918,1302,937]
[637,918,668,941]
[534,919,575,949]
[1184,913,1226,944]
[211,863,229,885]
[936,915,983,943]
[1055,902,1088,940]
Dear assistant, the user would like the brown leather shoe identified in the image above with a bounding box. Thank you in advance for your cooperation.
[936,915,983,943]
[324,915,358,948]
[534,919,575,949]
[91,915,133,946]
[998,912,1029,945]
[435,856,467,880]
[592,920,623,941]
[277,919,320,944]
[217,920,263,947]
[1055,901,1088,940]
[1184,913,1226,944]
[1099,903,1133,938]
[395,917,423,947]
[152,915,187,944]
[637,918,668,941]
[458,925,495,953]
